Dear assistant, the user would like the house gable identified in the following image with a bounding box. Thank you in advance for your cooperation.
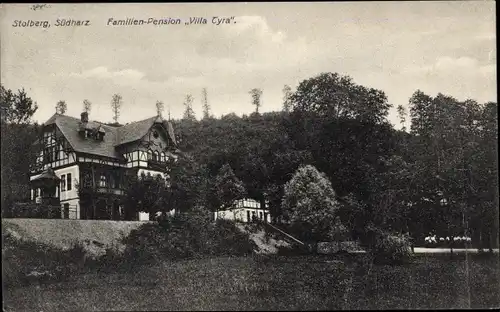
[139,123,172,152]
[30,123,77,174]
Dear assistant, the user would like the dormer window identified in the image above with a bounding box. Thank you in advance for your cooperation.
[95,126,106,141]
[81,125,105,141]
[95,132,104,141]
[153,131,159,139]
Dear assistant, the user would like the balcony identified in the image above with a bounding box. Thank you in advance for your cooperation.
[147,159,167,171]
[96,186,125,196]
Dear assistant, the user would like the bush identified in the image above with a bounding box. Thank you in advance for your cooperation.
[212,219,257,256]
[122,222,170,264]
[7,203,61,219]
[2,229,87,287]
[371,232,413,265]
[122,207,257,263]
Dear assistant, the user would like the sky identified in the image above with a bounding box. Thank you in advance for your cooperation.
[0,2,496,128]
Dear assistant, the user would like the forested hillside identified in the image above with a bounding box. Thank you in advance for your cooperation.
[1,71,497,249]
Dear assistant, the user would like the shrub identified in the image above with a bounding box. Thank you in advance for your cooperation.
[122,222,170,264]
[8,203,61,219]
[2,229,88,287]
[122,207,256,263]
[371,232,413,265]
[212,219,257,256]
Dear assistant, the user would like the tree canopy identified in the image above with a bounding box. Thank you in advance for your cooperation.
[281,165,341,242]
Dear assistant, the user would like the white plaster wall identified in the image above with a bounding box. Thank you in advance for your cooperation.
[56,165,80,202]
[57,165,80,219]
[139,212,150,221]
[60,198,80,219]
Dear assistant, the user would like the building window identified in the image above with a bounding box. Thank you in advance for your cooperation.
[61,174,66,191]
[161,152,166,162]
[53,146,59,161]
[64,203,70,219]
[44,148,54,163]
[111,172,120,188]
[67,173,72,191]
[247,211,251,222]
[99,175,107,187]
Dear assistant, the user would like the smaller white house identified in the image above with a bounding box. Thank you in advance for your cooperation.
[214,198,271,223]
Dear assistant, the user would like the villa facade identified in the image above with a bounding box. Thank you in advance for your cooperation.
[29,111,178,221]
[214,198,271,223]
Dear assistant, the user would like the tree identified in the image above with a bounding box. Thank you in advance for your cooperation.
[470,101,498,251]
[167,153,209,213]
[156,100,165,117]
[83,99,92,114]
[397,104,408,132]
[214,164,246,211]
[1,85,38,124]
[281,165,342,244]
[0,85,39,216]
[124,172,171,218]
[290,72,391,124]
[406,90,498,250]
[183,94,196,121]
[282,85,293,112]
[1,123,39,216]
[56,100,67,114]
[249,88,263,114]
[332,216,348,252]
[111,94,123,124]
[201,88,211,119]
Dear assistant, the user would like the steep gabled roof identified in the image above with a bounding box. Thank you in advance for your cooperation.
[46,114,122,159]
[115,116,158,146]
[41,113,177,160]
[115,116,177,147]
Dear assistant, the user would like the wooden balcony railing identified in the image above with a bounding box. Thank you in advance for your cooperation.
[147,159,167,171]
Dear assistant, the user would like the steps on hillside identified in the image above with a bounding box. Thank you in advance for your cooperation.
[235,222,312,254]
[236,223,293,254]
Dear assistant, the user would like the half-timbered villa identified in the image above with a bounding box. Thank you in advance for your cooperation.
[29,111,178,221]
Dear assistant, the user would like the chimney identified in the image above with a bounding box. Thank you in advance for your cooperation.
[81,112,89,123]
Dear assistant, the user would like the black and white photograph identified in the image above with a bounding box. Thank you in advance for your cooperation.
[1,2,498,310]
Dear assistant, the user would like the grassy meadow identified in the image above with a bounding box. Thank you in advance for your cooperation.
[3,253,499,311]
